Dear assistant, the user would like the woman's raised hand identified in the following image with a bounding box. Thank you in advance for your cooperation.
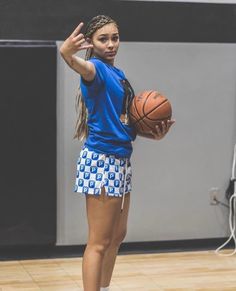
[60,22,93,56]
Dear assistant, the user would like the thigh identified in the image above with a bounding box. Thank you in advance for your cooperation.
[86,187,123,244]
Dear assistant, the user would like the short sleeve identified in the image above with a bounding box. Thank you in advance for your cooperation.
[80,58,106,88]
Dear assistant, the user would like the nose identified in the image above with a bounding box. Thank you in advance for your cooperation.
[107,39,114,49]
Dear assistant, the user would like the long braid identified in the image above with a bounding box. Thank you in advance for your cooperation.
[73,15,118,141]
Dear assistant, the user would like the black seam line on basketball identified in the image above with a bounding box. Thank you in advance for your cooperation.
[133,96,145,131]
[135,99,169,125]
[133,94,143,123]
[142,91,156,119]
[145,98,169,118]
[132,99,140,119]
[144,100,171,121]
[135,113,146,130]
[129,103,140,126]
[145,115,172,121]
[139,121,145,132]
[129,111,137,120]
[134,93,143,120]
[146,100,171,121]
[132,91,153,126]
[129,102,138,124]
[141,118,153,131]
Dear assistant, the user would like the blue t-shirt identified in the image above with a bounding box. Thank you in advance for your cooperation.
[80,57,137,158]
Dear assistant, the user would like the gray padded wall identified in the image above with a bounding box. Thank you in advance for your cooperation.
[57,41,235,245]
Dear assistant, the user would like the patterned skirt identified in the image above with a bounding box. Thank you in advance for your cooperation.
[74,146,132,211]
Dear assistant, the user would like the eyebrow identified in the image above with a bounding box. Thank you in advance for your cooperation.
[98,33,119,36]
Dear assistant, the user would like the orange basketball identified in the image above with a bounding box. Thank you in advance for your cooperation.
[129,90,172,139]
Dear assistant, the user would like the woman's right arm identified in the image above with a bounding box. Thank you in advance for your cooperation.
[59,22,95,82]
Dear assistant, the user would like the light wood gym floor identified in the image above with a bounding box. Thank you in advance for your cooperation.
[0,250,236,290]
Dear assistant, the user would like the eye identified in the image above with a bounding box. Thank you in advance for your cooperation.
[112,36,119,41]
[99,38,107,43]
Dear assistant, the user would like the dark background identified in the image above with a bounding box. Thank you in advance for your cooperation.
[0,42,57,246]
[0,0,236,42]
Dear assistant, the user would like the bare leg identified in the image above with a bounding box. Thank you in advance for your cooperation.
[100,192,131,288]
[100,245,119,288]
[82,188,123,291]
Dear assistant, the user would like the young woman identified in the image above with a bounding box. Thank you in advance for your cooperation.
[60,15,174,291]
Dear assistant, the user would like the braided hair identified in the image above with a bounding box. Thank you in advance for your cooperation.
[73,15,119,141]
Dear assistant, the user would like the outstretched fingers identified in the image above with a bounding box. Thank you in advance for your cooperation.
[74,37,93,50]
[69,23,94,51]
[71,22,84,38]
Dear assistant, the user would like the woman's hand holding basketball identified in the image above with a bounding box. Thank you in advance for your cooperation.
[149,119,175,140]
[60,22,93,57]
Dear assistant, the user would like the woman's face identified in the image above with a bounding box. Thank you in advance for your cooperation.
[90,23,119,65]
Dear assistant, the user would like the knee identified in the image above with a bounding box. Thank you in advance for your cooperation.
[87,239,113,255]
[111,228,127,247]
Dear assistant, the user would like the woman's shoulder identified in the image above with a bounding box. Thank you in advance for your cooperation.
[88,57,110,77]
[88,57,106,67]
[88,57,126,79]
[89,57,123,72]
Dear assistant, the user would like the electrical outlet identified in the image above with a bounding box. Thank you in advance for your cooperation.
[209,187,220,205]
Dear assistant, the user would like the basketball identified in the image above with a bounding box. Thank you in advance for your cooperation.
[129,90,172,139]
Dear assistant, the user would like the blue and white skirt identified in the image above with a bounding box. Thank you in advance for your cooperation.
[74,146,132,210]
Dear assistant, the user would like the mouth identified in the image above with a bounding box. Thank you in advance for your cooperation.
[105,51,116,56]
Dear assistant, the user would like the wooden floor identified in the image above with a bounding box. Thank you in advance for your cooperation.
[0,250,236,290]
